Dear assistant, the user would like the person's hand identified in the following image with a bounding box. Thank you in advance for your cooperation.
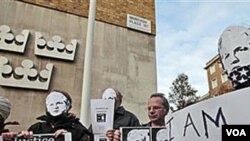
[54,129,68,138]
[17,131,33,138]
[105,129,115,140]
[1,132,18,141]
[113,130,121,141]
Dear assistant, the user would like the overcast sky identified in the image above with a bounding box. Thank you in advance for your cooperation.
[155,0,250,97]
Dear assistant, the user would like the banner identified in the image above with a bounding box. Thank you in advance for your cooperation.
[165,87,250,141]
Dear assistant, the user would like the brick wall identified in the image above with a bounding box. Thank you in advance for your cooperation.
[17,0,156,34]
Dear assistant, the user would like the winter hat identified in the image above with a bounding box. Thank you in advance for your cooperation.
[0,96,11,120]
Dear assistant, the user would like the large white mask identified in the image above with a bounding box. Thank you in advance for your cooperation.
[46,91,70,116]
[102,88,117,100]
[218,26,250,89]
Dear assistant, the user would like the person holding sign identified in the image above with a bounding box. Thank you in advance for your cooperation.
[142,93,169,127]
[89,88,140,141]
[218,25,250,90]
[112,93,170,141]
[19,90,90,141]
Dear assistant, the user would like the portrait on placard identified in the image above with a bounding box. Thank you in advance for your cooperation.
[121,127,150,141]
[151,127,168,141]
[218,25,250,89]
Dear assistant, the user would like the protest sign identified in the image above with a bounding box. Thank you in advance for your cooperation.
[121,127,166,141]
[90,99,115,134]
[13,133,71,141]
[165,87,250,141]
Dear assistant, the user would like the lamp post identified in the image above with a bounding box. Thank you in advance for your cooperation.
[80,0,96,127]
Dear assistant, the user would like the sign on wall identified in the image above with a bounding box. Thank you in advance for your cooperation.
[127,14,151,34]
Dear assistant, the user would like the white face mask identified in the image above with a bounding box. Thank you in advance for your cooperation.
[46,92,69,116]
[102,88,117,100]
[219,26,250,75]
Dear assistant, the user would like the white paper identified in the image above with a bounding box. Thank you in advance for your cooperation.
[91,99,115,134]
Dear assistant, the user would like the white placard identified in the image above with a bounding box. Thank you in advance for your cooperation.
[91,99,115,134]
[127,14,151,33]
[164,87,250,141]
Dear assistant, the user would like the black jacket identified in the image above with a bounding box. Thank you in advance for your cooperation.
[113,106,140,129]
[88,106,140,141]
[28,114,89,141]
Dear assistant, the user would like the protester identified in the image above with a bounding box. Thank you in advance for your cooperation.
[142,93,169,127]
[19,90,89,141]
[218,25,250,90]
[0,96,19,141]
[89,88,140,141]
[112,93,170,141]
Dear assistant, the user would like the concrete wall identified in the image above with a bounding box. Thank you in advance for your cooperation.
[0,0,157,131]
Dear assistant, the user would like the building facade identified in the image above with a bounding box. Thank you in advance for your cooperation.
[204,54,233,97]
[0,0,157,131]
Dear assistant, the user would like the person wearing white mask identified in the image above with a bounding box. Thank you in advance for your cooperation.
[89,88,140,141]
[19,90,90,141]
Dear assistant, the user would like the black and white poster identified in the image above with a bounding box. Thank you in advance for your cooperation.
[121,127,166,141]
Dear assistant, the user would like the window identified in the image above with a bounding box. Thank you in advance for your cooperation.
[210,64,216,74]
[221,73,228,83]
[211,79,218,89]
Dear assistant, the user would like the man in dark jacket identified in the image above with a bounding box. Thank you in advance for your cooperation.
[111,93,170,141]
[20,90,89,141]
[89,88,140,140]
[102,88,140,130]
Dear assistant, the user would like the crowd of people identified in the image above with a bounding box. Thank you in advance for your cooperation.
[0,88,170,141]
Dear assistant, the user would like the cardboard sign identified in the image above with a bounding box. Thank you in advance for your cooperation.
[165,87,250,141]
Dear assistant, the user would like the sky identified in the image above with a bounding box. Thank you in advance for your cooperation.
[155,0,250,97]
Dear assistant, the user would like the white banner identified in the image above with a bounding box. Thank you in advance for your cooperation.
[165,87,250,141]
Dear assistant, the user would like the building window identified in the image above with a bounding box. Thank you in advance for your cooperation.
[221,73,228,83]
[210,64,216,74]
[212,79,217,89]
